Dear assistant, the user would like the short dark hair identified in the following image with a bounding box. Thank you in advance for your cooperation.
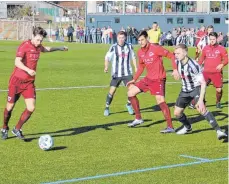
[117,31,127,37]
[138,30,148,39]
[175,44,188,52]
[153,22,158,25]
[33,27,47,38]
[207,25,214,29]
[209,32,218,38]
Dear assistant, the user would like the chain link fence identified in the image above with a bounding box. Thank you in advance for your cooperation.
[0,19,54,41]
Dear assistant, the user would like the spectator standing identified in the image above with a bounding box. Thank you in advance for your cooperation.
[96,27,102,43]
[67,24,74,42]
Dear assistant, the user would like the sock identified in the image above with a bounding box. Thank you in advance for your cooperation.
[128,96,141,119]
[203,111,220,131]
[177,113,191,129]
[127,99,131,106]
[106,93,113,107]
[216,90,222,103]
[3,108,12,129]
[15,109,33,130]
[159,102,173,128]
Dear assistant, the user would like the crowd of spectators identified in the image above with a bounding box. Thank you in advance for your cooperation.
[54,24,229,47]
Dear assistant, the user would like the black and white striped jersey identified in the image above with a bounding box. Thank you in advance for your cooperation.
[176,35,187,45]
[176,57,204,92]
[105,42,135,77]
[197,35,210,50]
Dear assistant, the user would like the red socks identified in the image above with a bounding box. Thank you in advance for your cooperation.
[159,102,173,128]
[15,109,33,130]
[216,90,222,103]
[3,108,12,129]
[128,96,142,120]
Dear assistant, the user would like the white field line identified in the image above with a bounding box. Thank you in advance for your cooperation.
[0,79,228,92]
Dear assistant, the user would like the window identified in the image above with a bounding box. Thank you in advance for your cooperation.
[198,18,204,24]
[210,1,227,12]
[89,17,95,23]
[114,17,120,23]
[143,1,162,13]
[187,18,194,24]
[125,1,141,13]
[167,18,173,24]
[96,1,123,13]
[225,17,229,24]
[165,1,197,13]
[177,17,183,24]
[214,18,220,24]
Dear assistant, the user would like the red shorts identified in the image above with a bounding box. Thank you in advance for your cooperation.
[135,77,166,96]
[203,72,223,88]
[7,76,36,103]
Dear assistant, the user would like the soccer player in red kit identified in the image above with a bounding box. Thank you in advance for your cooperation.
[194,25,206,60]
[126,30,180,133]
[198,32,228,109]
[1,27,68,140]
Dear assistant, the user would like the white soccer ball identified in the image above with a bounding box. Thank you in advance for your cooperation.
[38,135,54,151]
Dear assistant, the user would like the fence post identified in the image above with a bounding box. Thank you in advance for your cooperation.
[17,20,19,40]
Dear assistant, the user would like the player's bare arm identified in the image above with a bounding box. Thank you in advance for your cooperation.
[15,57,36,76]
[104,59,109,73]
[132,58,137,72]
[43,46,68,52]
[126,63,144,86]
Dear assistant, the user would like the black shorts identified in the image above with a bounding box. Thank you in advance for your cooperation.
[110,75,133,87]
[175,86,201,109]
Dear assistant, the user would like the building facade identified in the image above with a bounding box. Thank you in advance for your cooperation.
[86,1,229,33]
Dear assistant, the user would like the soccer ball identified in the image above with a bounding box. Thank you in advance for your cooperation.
[38,135,54,151]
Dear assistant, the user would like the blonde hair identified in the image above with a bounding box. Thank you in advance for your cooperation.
[175,44,188,52]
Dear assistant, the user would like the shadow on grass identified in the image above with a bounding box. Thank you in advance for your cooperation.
[21,119,152,142]
[47,146,67,151]
[110,102,175,115]
[205,101,228,109]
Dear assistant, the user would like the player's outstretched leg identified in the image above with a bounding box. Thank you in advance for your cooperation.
[12,99,35,140]
[216,88,223,109]
[202,110,227,140]
[104,86,116,116]
[1,103,15,140]
[156,96,175,133]
[174,107,192,135]
[104,93,113,116]
[12,109,33,140]
[127,86,143,127]
[126,99,134,115]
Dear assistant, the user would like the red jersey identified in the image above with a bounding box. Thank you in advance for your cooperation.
[195,30,206,45]
[11,40,44,81]
[198,44,228,73]
[134,43,176,81]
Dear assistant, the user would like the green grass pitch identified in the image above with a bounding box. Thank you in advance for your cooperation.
[0,41,228,184]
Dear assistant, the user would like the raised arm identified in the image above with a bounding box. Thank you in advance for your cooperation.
[42,46,68,52]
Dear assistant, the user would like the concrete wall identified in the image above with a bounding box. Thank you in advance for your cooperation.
[86,14,228,33]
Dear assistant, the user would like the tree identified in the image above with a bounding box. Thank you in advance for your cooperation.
[7,3,33,20]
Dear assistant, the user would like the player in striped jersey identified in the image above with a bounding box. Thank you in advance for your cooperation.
[173,44,227,140]
[195,25,214,60]
[103,31,137,116]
